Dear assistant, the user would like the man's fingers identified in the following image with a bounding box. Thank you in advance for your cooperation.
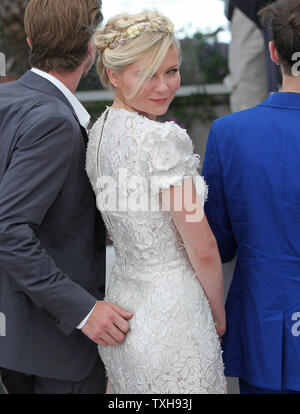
[96,323,127,346]
[108,323,126,342]
[81,301,134,347]
[113,313,131,335]
[98,332,118,347]
[111,303,134,319]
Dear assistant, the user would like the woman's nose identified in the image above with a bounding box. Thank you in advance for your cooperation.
[154,77,169,93]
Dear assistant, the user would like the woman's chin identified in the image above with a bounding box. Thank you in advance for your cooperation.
[156,105,171,117]
[140,105,171,120]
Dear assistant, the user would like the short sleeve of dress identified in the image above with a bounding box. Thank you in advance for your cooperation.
[139,121,208,207]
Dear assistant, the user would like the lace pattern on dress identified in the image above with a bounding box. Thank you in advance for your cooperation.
[86,108,226,394]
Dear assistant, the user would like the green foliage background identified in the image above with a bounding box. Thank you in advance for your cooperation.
[0,4,229,129]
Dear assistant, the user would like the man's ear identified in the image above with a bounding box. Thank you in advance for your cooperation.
[269,40,280,65]
[27,37,32,49]
[88,38,96,59]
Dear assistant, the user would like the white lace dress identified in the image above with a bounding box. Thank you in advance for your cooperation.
[86,107,226,394]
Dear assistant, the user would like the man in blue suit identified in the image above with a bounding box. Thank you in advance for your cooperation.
[203,0,300,394]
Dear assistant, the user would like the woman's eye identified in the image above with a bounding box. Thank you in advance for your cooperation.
[167,69,179,75]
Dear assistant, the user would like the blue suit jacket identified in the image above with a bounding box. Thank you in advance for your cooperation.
[203,92,300,391]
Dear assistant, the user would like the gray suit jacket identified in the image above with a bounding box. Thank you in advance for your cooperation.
[230,0,274,26]
[0,71,106,381]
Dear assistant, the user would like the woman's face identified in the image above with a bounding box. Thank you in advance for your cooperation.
[113,45,181,120]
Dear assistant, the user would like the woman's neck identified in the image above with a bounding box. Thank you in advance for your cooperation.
[111,96,157,121]
[112,96,135,112]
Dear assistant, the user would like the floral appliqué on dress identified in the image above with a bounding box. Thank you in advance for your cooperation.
[86,108,226,394]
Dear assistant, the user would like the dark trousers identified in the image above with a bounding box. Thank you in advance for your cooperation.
[0,355,107,394]
[239,378,300,394]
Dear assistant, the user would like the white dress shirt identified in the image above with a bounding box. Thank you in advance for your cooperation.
[30,68,96,329]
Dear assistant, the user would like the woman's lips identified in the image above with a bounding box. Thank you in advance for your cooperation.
[149,98,169,104]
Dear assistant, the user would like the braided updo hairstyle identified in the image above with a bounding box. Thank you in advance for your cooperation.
[94,9,180,97]
[259,0,300,75]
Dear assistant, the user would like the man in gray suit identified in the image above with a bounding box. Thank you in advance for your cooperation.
[224,2,268,112]
[0,0,133,394]
[228,0,281,93]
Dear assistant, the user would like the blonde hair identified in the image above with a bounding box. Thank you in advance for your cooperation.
[94,9,180,98]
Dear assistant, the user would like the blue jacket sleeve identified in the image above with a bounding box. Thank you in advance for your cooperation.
[202,122,237,263]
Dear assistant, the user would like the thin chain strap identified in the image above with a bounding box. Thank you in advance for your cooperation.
[95,107,115,234]
[96,107,110,181]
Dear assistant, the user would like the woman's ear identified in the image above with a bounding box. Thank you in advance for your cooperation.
[106,68,119,88]
[269,41,280,66]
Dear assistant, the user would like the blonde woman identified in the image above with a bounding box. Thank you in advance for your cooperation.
[86,10,226,394]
